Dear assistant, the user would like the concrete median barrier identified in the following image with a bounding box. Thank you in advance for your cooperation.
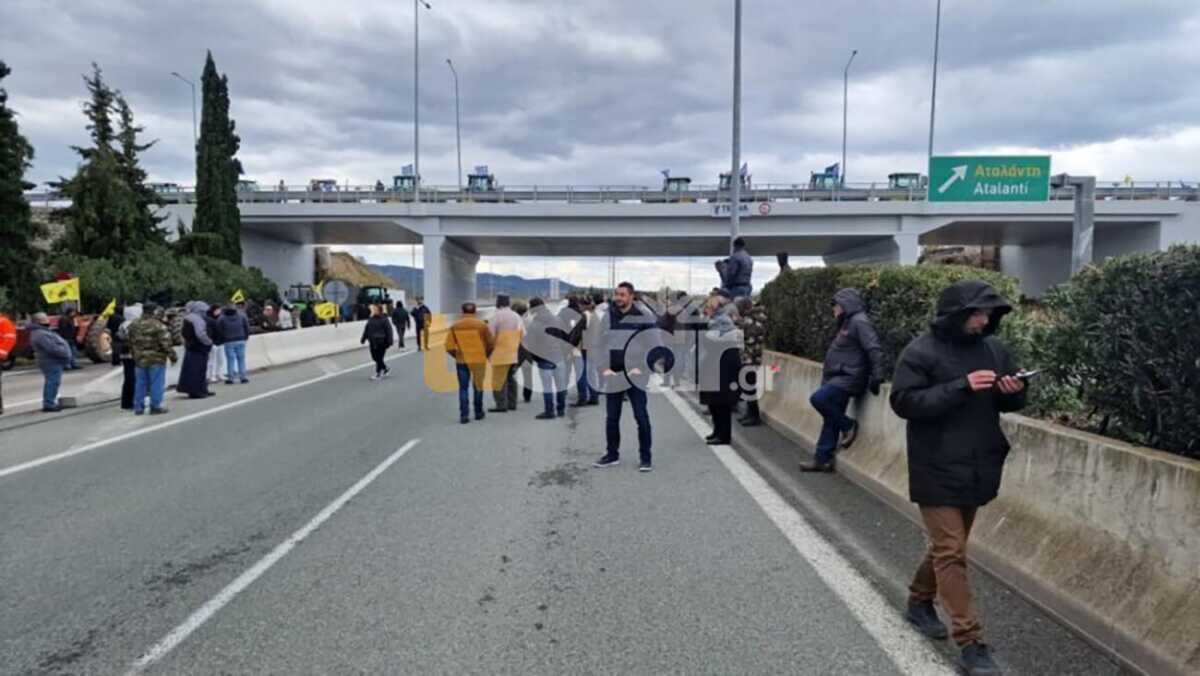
[760,350,1200,676]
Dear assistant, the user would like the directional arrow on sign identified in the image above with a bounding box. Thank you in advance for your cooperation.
[937,164,968,194]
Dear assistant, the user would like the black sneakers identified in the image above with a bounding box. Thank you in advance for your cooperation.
[959,643,1002,675]
[592,455,620,468]
[904,600,948,640]
[839,420,859,449]
[799,459,836,473]
[638,461,653,473]
[535,411,556,420]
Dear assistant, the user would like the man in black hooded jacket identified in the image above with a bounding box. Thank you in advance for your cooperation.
[800,287,884,472]
[889,279,1026,676]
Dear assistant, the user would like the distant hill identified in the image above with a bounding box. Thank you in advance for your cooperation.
[369,264,584,300]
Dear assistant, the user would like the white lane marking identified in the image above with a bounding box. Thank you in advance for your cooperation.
[0,351,415,480]
[127,438,422,673]
[661,387,955,676]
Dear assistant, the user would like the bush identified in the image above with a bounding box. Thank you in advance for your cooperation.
[761,263,1021,379]
[1037,246,1200,456]
[49,245,278,311]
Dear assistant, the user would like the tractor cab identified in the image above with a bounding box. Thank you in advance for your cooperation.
[888,173,926,190]
[393,174,419,192]
[284,284,321,310]
[719,172,751,192]
[809,171,838,189]
[467,166,497,192]
[309,178,338,192]
[662,176,692,195]
[236,180,260,193]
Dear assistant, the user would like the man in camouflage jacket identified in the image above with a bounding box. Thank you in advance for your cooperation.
[736,297,766,427]
[128,303,178,415]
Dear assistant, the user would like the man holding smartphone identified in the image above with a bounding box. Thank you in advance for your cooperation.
[592,282,660,472]
[889,279,1027,676]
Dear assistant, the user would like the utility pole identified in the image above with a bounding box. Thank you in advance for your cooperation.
[729,0,743,254]
[170,72,197,162]
[928,0,942,160]
[446,59,462,193]
[841,50,857,186]
[414,0,432,199]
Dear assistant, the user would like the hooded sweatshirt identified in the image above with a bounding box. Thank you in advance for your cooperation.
[217,306,250,342]
[889,280,1027,507]
[183,301,213,350]
[118,305,144,358]
[821,288,885,395]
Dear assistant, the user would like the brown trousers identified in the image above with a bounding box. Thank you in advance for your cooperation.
[909,505,983,646]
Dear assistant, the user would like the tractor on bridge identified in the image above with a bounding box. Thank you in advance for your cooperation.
[645,173,694,203]
[715,170,754,202]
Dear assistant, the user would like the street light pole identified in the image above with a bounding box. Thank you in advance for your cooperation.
[841,50,857,187]
[170,72,196,149]
[414,0,431,197]
[927,0,942,160]
[729,0,742,254]
[446,58,462,193]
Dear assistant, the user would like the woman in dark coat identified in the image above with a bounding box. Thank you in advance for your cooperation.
[360,304,393,379]
[699,295,743,445]
[117,305,142,409]
[178,301,214,398]
[106,305,125,367]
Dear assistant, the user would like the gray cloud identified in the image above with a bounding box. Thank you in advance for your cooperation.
[3,0,1198,189]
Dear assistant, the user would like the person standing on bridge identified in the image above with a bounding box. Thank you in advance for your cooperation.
[717,237,754,298]
[889,280,1026,676]
[390,302,411,349]
[488,294,523,412]
[800,288,884,473]
[444,302,493,424]
[592,282,659,472]
[361,304,393,380]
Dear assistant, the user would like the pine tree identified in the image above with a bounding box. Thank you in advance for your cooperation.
[193,51,243,263]
[52,63,142,258]
[0,60,46,312]
[115,93,167,245]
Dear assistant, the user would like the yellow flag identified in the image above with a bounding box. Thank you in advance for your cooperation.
[101,299,117,317]
[41,278,80,304]
[314,280,325,298]
[231,289,246,303]
[314,302,338,320]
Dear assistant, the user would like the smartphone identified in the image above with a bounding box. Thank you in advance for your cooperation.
[1015,370,1041,381]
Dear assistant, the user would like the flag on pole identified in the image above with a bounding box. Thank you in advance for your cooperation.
[660,169,671,179]
[231,289,246,303]
[314,302,338,321]
[314,280,325,299]
[40,278,80,304]
[101,299,117,317]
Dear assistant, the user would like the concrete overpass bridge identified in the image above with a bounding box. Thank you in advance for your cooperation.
[27,182,1200,312]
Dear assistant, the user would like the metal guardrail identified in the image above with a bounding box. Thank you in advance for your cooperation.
[24,181,1199,206]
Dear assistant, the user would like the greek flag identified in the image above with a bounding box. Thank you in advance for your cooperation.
[401,164,414,176]
[739,162,749,177]
[825,163,840,178]
[661,169,671,179]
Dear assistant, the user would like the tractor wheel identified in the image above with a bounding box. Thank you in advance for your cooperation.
[84,319,113,364]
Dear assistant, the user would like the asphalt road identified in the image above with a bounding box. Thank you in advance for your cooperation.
[0,345,1124,675]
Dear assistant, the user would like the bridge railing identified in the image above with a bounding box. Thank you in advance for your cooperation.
[23,181,1199,205]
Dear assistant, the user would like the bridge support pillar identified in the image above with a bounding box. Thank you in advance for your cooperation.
[823,233,920,266]
[423,235,479,315]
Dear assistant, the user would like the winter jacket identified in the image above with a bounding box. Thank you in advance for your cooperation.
[217,307,250,342]
[699,304,742,407]
[889,280,1027,508]
[525,305,572,366]
[444,315,492,365]
[413,305,429,329]
[128,315,177,368]
[300,307,318,328]
[821,288,885,396]
[56,314,77,345]
[391,305,411,332]
[596,301,662,374]
[106,312,125,365]
[206,312,224,346]
[360,315,394,348]
[30,324,72,369]
[720,247,754,292]
[117,305,144,359]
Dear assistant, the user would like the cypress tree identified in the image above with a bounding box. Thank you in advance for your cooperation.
[193,51,243,263]
[51,63,141,258]
[0,60,46,312]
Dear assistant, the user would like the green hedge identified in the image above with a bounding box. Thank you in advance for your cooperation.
[760,249,1200,458]
[49,245,279,311]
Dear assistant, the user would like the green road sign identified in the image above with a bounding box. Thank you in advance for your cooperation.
[928,155,1050,202]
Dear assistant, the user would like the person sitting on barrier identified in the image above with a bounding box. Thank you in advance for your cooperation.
[889,279,1027,676]
[444,302,493,424]
[800,287,884,473]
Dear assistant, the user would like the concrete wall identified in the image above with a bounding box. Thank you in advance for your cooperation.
[999,241,1072,297]
[822,234,919,266]
[241,231,314,290]
[422,235,479,314]
[759,350,1200,676]
[1095,223,1160,262]
[1160,205,1200,247]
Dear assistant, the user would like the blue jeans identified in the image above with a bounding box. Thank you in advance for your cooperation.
[538,361,569,415]
[66,343,79,369]
[605,386,652,462]
[456,363,485,419]
[224,340,247,381]
[40,364,64,409]
[574,354,591,402]
[134,364,167,412]
[726,284,752,299]
[810,384,854,464]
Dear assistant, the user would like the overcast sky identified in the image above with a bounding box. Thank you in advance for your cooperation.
[4,0,1198,290]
